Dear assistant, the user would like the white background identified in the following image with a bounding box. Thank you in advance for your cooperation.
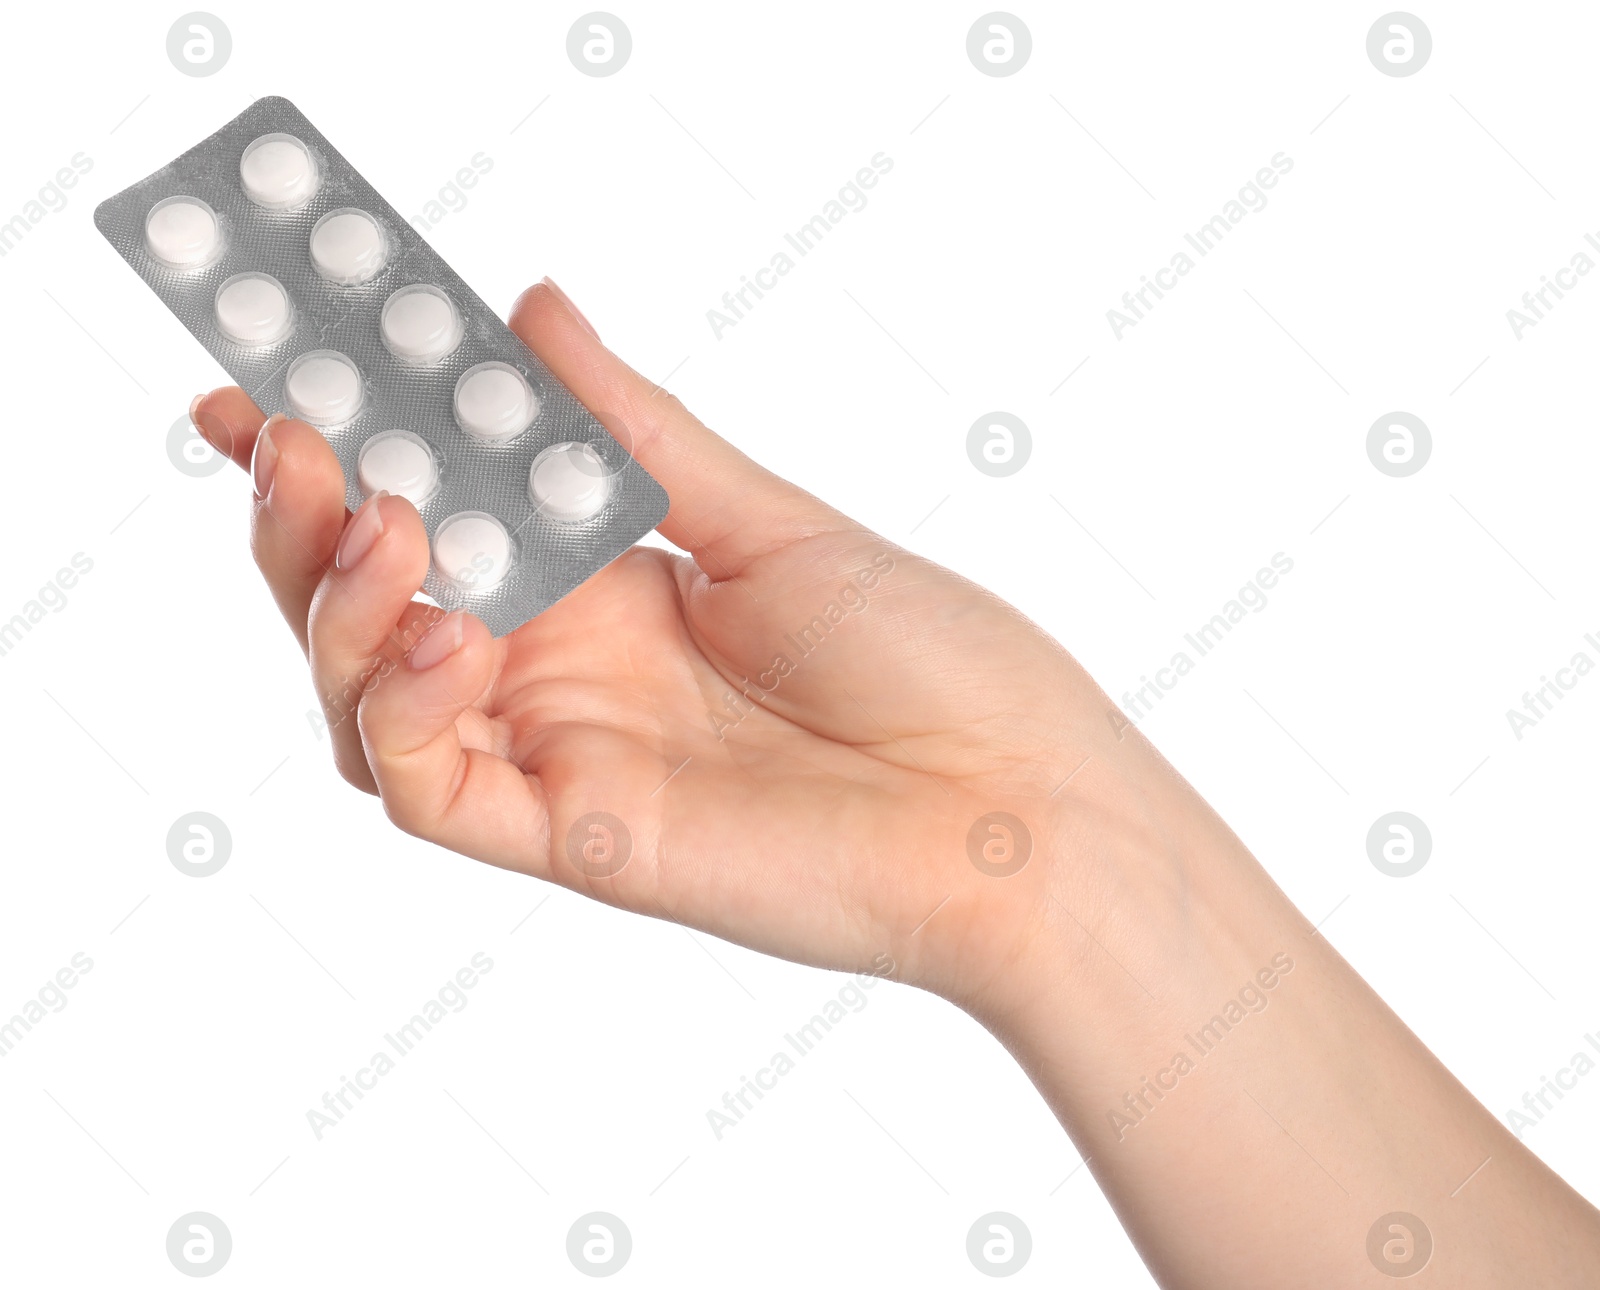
[1,1,1597,1284]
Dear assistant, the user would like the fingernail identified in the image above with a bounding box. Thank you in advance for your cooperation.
[189,393,224,453]
[251,418,281,500]
[410,612,465,671]
[542,276,599,341]
[336,492,387,571]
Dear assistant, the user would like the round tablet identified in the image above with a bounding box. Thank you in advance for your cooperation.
[381,285,462,364]
[145,196,221,269]
[240,133,319,209]
[358,431,437,506]
[284,350,363,426]
[432,512,512,591]
[454,362,538,441]
[310,208,388,285]
[529,442,613,523]
[214,273,292,345]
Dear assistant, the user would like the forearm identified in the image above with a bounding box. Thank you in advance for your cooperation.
[980,744,1600,1288]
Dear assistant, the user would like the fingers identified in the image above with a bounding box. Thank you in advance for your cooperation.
[508,279,862,581]
[358,612,548,873]
[247,417,351,653]
[192,390,349,653]
[307,492,436,792]
[189,385,265,469]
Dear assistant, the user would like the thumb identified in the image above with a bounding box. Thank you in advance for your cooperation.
[507,279,862,585]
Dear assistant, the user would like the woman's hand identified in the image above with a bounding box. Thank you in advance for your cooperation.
[194,278,1600,1288]
[191,278,1169,1016]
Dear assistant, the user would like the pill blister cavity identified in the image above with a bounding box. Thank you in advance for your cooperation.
[454,362,538,441]
[214,273,292,346]
[529,442,613,523]
[358,431,438,506]
[285,350,364,426]
[144,196,221,269]
[381,285,462,364]
[433,512,512,591]
[240,133,319,209]
[310,209,388,285]
[96,98,672,638]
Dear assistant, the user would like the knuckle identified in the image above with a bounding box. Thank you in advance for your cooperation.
[334,754,377,795]
[354,697,422,832]
[327,723,377,795]
[378,784,430,839]
[353,692,380,754]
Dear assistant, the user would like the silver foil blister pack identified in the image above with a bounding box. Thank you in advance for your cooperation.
[95,96,668,637]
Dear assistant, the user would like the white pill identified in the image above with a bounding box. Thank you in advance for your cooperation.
[145,196,220,269]
[310,209,388,285]
[433,512,512,591]
[454,362,538,441]
[214,273,292,345]
[240,134,319,209]
[358,431,437,505]
[381,285,462,364]
[285,350,363,426]
[529,442,613,523]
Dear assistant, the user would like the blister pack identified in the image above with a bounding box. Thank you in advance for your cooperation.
[95,96,668,637]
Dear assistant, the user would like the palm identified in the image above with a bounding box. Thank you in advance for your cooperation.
[484,531,1079,986]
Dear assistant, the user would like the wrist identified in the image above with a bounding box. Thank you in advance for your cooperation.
[949,742,1293,1090]
[903,743,1182,1013]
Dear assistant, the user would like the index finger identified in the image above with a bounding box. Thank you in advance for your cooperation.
[191,387,350,653]
[189,385,267,470]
